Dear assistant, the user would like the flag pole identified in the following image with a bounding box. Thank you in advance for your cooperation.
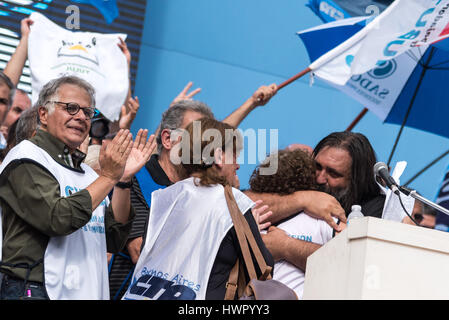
[277,67,312,90]
[277,67,370,133]
[346,107,368,131]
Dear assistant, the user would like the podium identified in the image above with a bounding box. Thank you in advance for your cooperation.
[302,217,449,299]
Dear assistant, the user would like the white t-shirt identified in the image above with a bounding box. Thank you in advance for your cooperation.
[272,212,336,299]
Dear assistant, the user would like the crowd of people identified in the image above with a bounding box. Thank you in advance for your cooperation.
[0,17,439,300]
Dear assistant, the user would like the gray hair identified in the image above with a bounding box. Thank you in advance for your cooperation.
[16,106,38,143]
[156,99,214,152]
[0,71,15,109]
[36,75,96,123]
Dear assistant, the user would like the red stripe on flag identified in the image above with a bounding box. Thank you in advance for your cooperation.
[440,22,449,37]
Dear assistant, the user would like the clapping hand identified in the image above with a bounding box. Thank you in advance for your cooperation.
[99,129,133,182]
[120,129,156,182]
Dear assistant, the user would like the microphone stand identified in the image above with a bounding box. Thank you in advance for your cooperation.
[399,186,449,217]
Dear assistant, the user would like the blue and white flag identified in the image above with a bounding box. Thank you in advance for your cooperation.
[298,0,449,121]
[301,0,449,86]
[298,15,424,121]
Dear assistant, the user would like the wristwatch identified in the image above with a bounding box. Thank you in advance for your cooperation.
[115,181,132,189]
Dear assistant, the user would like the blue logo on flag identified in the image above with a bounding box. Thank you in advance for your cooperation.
[368,60,397,79]
[345,55,354,66]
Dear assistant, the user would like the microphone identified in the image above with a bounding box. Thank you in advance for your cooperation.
[374,162,399,195]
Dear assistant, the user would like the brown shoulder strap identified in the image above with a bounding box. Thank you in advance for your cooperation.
[224,185,258,280]
[224,186,272,279]
[224,259,239,300]
[234,203,272,280]
[224,258,252,300]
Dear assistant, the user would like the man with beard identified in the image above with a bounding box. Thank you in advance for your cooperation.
[313,131,384,217]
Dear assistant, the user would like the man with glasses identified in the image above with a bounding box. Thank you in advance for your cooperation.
[0,75,155,299]
[412,198,437,229]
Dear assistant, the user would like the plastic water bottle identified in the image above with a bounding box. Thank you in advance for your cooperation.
[348,205,364,221]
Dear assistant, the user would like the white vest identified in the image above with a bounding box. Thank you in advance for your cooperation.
[122,177,254,300]
[272,212,335,299]
[0,140,110,300]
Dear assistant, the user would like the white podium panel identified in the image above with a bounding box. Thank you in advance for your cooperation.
[302,217,449,300]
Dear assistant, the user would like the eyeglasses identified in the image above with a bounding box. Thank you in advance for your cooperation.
[413,213,424,224]
[48,101,96,119]
[0,97,9,106]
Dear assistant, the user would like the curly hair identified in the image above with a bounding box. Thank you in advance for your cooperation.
[249,149,318,195]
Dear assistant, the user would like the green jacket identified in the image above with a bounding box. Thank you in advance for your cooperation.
[0,129,134,282]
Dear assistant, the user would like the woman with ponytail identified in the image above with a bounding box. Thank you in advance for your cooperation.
[122,117,273,300]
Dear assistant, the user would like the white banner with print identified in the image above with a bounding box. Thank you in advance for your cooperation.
[28,12,128,121]
[322,47,425,121]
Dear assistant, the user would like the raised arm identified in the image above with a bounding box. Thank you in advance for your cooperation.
[170,81,201,107]
[4,18,33,86]
[223,83,277,128]
[117,37,132,103]
[151,81,202,153]
[119,96,140,130]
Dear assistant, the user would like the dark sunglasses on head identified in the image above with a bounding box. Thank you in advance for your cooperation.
[48,101,96,119]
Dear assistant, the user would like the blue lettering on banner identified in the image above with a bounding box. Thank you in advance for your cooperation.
[383,40,405,57]
[319,0,345,21]
[125,275,197,300]
[64,185,107,207]
[81,216,105,234]
[349,74,390,101]
[66,184,107,234]
[377,1,443,65]
[289,233,312,242]
[416,8,436,27]
[139,268,201,292]
[171,274,201,292]
[142,267,169,280]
